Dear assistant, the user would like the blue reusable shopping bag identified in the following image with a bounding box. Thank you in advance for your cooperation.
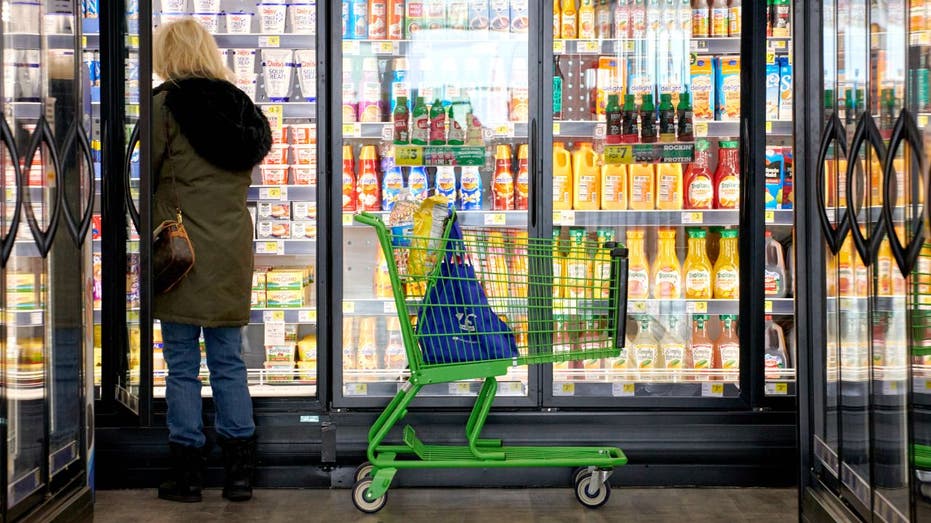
[417,218,519,364]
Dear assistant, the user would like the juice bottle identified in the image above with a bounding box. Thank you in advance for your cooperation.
[493,144,515,210]
[713,229,739,298]
[660,316,687,382]
[356,145,381,211]
[429,98,446,145]
[596,0,613,38]
[632,316,661,379]
[626,228,650,299]
[684,140,713,209]
[837,235,855,296]
[515,143,530,210]
[342,145,356,211]
[383,317,405,369]
[717,314,739,381]
[374,245,393,297]
[713,140,740,208]
[710,0,728,36]
[388,0,405,39]
[605,94,623,144]
[728,0,740,36]
[628,163,655,210]
[621,94,640,143]
[688,314,717,381]
[683,228,713,299]
[614,0,631,38]
[510,231,529,298]
[566,228,591,299]
[854,239,868,297]
[764,231,787,297]
[411,96,429,145]
[691,0,709,38]
[640,94,657,143]
[655,163,683,210]
[561,0,578,39]
[578,0,596,38]
[631,0,647,38]
[485,231,510,298]
[553,142,574,210]
[658,93,676,142]
[600,162,628,210]
[554,0,562,38]
[652,228,682,299]
[393,95,410,144]
[572,142,600,210]
[594,228,616,295]
[342,317,356,369]
[677,91,694,141]
[764,315,789,379]
[381,166,404,210]
[357,317,380,372]
[553,229,567,299]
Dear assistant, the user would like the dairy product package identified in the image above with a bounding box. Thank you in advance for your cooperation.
[358,81,383,122]
[510,0,529,33]
[292,201,317,221]
[263,144,289,165]
[424,0,445,29]
[260,165,289,184]
[192,0,219,10]
[257,221,291,239]
[290,1,316,34]
[158,12,187,26]
[257,3,287,33]
[291,221,317,239]
[232,49,256,80]
[447,1,468,30]
[291,145,315,165]
[258,202,292,221]
[765,62,780,120]
[15,50,41,101]
[690,55,714,120]
[262,49,293,102]
[468,0,489,30]
[292,166,315,185]
[83,0,99,17]
[489,0,510,32]
[226,11,254,33]
[236,77,257,101]
[289,124,315,144]
[192,12,220,33]
[266,268,305,290]
[295,49,317,102]
[715,55,741,121]
[779,57,793,120]
[160,0,185,12]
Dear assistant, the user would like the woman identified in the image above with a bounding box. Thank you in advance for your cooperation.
[152,19,271,503]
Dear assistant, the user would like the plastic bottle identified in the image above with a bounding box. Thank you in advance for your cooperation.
[566,228,591,300]
[600,161,628,210]
[621,94,640,143]
[838,236,855,296]
[655,163,683,210]
[459,166,482,210]
[572,142,600,210]
[429,98,446,145]
[596,0,613,38]
[553,142,574,210]
[652,228,682,299]
[646,0,662,35]
[342,145,356,211]
[684,140,713,209]
[357,317,379,371]
[447,105,465,145]
[728,0,740,36]
[628,163,655,210]
[515,143,530,210]
[407,166,429,202]
[342,317,356,369]
[578,0,596,38]
[594,228,615,295]
[713,140,740,208]
[689,314,717,381]
[640,94,657,143]
[677,91,694,141]
[393,95,410,144]
[493,144,515,210]
[630,0,647,38]
[411,96,429,145]
[717,314,739,380]
[691,0,709,38]
[561,0,578,39]
[614,0,631,38]
[435,166,457,208]
[710,0,728,36]
[388,0,405,39]
[713,229,739,298]
[554,0,562,38]
[605,94,623,144]
[374,245,393,297]
[552,229,566,300]
[764,315,789,379]
[683,228,713,299]
[633,316,661,377]
[658,93,676,142]
[626,228,650,299]
[764,231,787,297]
[382,166,404,211]
[660,317,687,382]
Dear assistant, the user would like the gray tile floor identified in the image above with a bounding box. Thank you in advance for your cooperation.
[93,487,797,522]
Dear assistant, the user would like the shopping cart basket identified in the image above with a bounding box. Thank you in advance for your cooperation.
[350,211,629,513]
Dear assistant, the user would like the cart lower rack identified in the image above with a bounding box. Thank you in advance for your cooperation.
[351,211,630,513]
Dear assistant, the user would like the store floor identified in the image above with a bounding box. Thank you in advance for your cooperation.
[93,487,797,522]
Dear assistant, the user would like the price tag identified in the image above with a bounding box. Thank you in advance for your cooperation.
[494,123,515,137]
[553,40,566,54]
[345,383,368,396]
[694,121,709,138]
[765,210,775,223]
[881,380,900,396]
[82,36,87,48]
[394,145,424,166]
[616,40,635,53]
[920,115,930,128]
[554,382,575,396]
[256,241,283,254]
[298,309,317,323]
[126,104,140,117]
[915,379,931,394]
[766,382,789,395]
[127,35,140,48]
[264,105,284,134]
[594,123,607,139]
[766,51,776,65]
[553,122,561,136]
[681,211,704,224]
[343,301,356,314]
[690,39,708,51]
[578,40,600,53]
[630,301,647,313]
[259,187,283,200]
[30,312,42,326]
[259,35,280,48]
[381,124,394,141]
[484,213,506,226]
[498,382,523,396]
[701,382,724,397]
[687,301,708,313]
[342,122,361,137]
[765,121,773,133]
[765,300,774,313]
[449,382,473,395]
[612,382,635,397]
[342,213,354,225]
[384,300,397,314]
[264,316,286,346]
[554,210,575,226]
[373,41,396,54]
[603,145,632,164]
[342,40,361,55]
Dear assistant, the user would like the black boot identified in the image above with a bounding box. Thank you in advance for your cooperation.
[158,442,204,502]
[218,434,256,501]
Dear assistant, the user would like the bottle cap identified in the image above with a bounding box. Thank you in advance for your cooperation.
[608,93,619,104]
[765,315,773,321]
[624,94,635,105]
[679,92,691,105]
[765,230,773,237]
[719,140,739,148]
[661,93,672,103]
[688,228,707,239]
[720,229,738,238]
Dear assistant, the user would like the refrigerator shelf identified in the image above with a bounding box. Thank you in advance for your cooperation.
[552,380,741,398]
[154,383,317,399]
[764,380,797,396]
[554,209,742,226]
[342,37,526,57]
[343,378,526,398]
[602,142,694,164]
[254,239,316,255]
[825,296,906,313]
[630,298,793,315]
[343,211,529,228]
[248,185,316,202]
[5,310,44,327]
[554,120,748,139]
[256,101,316,119]
[213,34,316,49]
[342,121,529,140]
[393,145,486,167]
[248,307,317,324]
[8,102,41,119]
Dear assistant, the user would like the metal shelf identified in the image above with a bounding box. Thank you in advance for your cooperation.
[343,379,526,398]
[253,239,316,256]
[5,310,44,327]
[214,34,315,49]
[555,209,741,227]
[248,185,316,202]
[552,380,741,398]
[342,37,527,58]
[248,308,317,324]
[342,121,528,140]
[257,102,316,119]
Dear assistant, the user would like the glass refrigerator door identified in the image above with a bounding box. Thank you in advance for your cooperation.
[337,1,532,403]
[150,2,319,398]
[547,0,766,403]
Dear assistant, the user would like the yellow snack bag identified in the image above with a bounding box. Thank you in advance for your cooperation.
[408,195,451,277]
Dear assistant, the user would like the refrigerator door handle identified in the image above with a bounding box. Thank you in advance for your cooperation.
[529,117,537,229]
[815,114,850,255]
[845,113,888,265]
[1,117,23,266]
[882,108,927,276]
[124,120,141,231]
[59,122,97,248]
[21,117,65,258]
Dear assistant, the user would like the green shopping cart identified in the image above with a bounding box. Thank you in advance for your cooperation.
[351,211,629,513]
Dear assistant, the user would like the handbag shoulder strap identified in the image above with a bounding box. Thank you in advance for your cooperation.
[162,104,183,223]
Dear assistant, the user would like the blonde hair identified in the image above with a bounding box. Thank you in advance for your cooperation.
[153,19,232,82]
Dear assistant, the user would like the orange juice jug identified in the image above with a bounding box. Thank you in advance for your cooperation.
[877,237,894,297]
[561,0,578,39]
[655,162,684,210]
[601,161,628,210]
[572,142,599,210]
[629,163,656,210]
[713,228,739,298]
[553,142,573,210]
[626,228,650,299]
[683,228,713,299]
[566,228,591,299]
[652,228,682,299]
[553,229,567,299]
[869,155,883,206]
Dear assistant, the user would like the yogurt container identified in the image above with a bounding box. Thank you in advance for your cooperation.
[192,12,221,33]
[226,11,254,33]
[288,124,315,145]
[257,3,287,34]
[289,2,316,34]
[192,0,220,12]
[232,49,256,80]
[234,76,257,101]
[292,166,316,186]
[160,0,186,12]
[260,165,289,185]
[261,49,293,102]
[263,144,289,165]
[158,12,188,26]
[294,49,316,102]
[291,145,315,166]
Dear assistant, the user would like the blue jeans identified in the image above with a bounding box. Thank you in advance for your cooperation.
[161,322,255,448]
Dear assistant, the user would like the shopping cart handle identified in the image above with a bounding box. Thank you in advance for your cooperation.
[354,212,384,228]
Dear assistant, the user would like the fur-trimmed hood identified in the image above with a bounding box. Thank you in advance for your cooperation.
[155,78,271,172]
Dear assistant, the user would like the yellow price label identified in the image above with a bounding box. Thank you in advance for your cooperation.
[347,383,368,395]
[765,300,774,313]
[264,105,284,134]
[694,122,709,138]
[260,187,282,200]
[765,210,775,223]
[712,383,724,394]
[127,35,140,48]
[451,382,472,395]
[775,383,788,394]
[689,301,708,313]
[394,145,424,166]
[494,123,514,137]
[554,210,575,226]
[623,383,635,394]
[342,123,361,137]
[578,40,600,53]
[343,301,356,313]
[559,382,575,395]
[920,115,930,128]
[553,40,566,54]
[299,309,317,323]
[259,35,280,48]
[374,41,395,54]
[264,310,285,322]
[682,211,704,224]
[82,36,87,48]
[484,213,506,226]
[342,213,354,226]
[342,40,360,55]
[256,241,281,254]
[553,122,561,136]
[126,104,140,117]
[765,120,773,133]
[631,301,647,313]
[603,145,632,164]
[925,379,931,391]
[766,51,776,64]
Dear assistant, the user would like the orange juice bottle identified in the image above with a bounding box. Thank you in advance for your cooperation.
[486,231,510,298]
[572,142,600,210]
[561,0,578,39]
[655,162,684,210]
[683,228,713,299]
[566,228,590,299]
[510,231,529,298]
[629,163,655,210]
[553,142,574,210]
[869,155,883,206]
[713,229,739,299]
[553,229,567,299]
[652,228,682,299]
[578,0,596,39]
[838,235,855,296]
[600,161,628,210]
[626,228,650,299]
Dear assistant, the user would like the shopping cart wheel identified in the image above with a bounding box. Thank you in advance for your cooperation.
[352,478,388,514]
[354,461,374,483]
[574,472,611,509]
[572,466,595,486]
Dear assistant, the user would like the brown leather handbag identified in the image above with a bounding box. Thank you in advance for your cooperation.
[153,112,195,294]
